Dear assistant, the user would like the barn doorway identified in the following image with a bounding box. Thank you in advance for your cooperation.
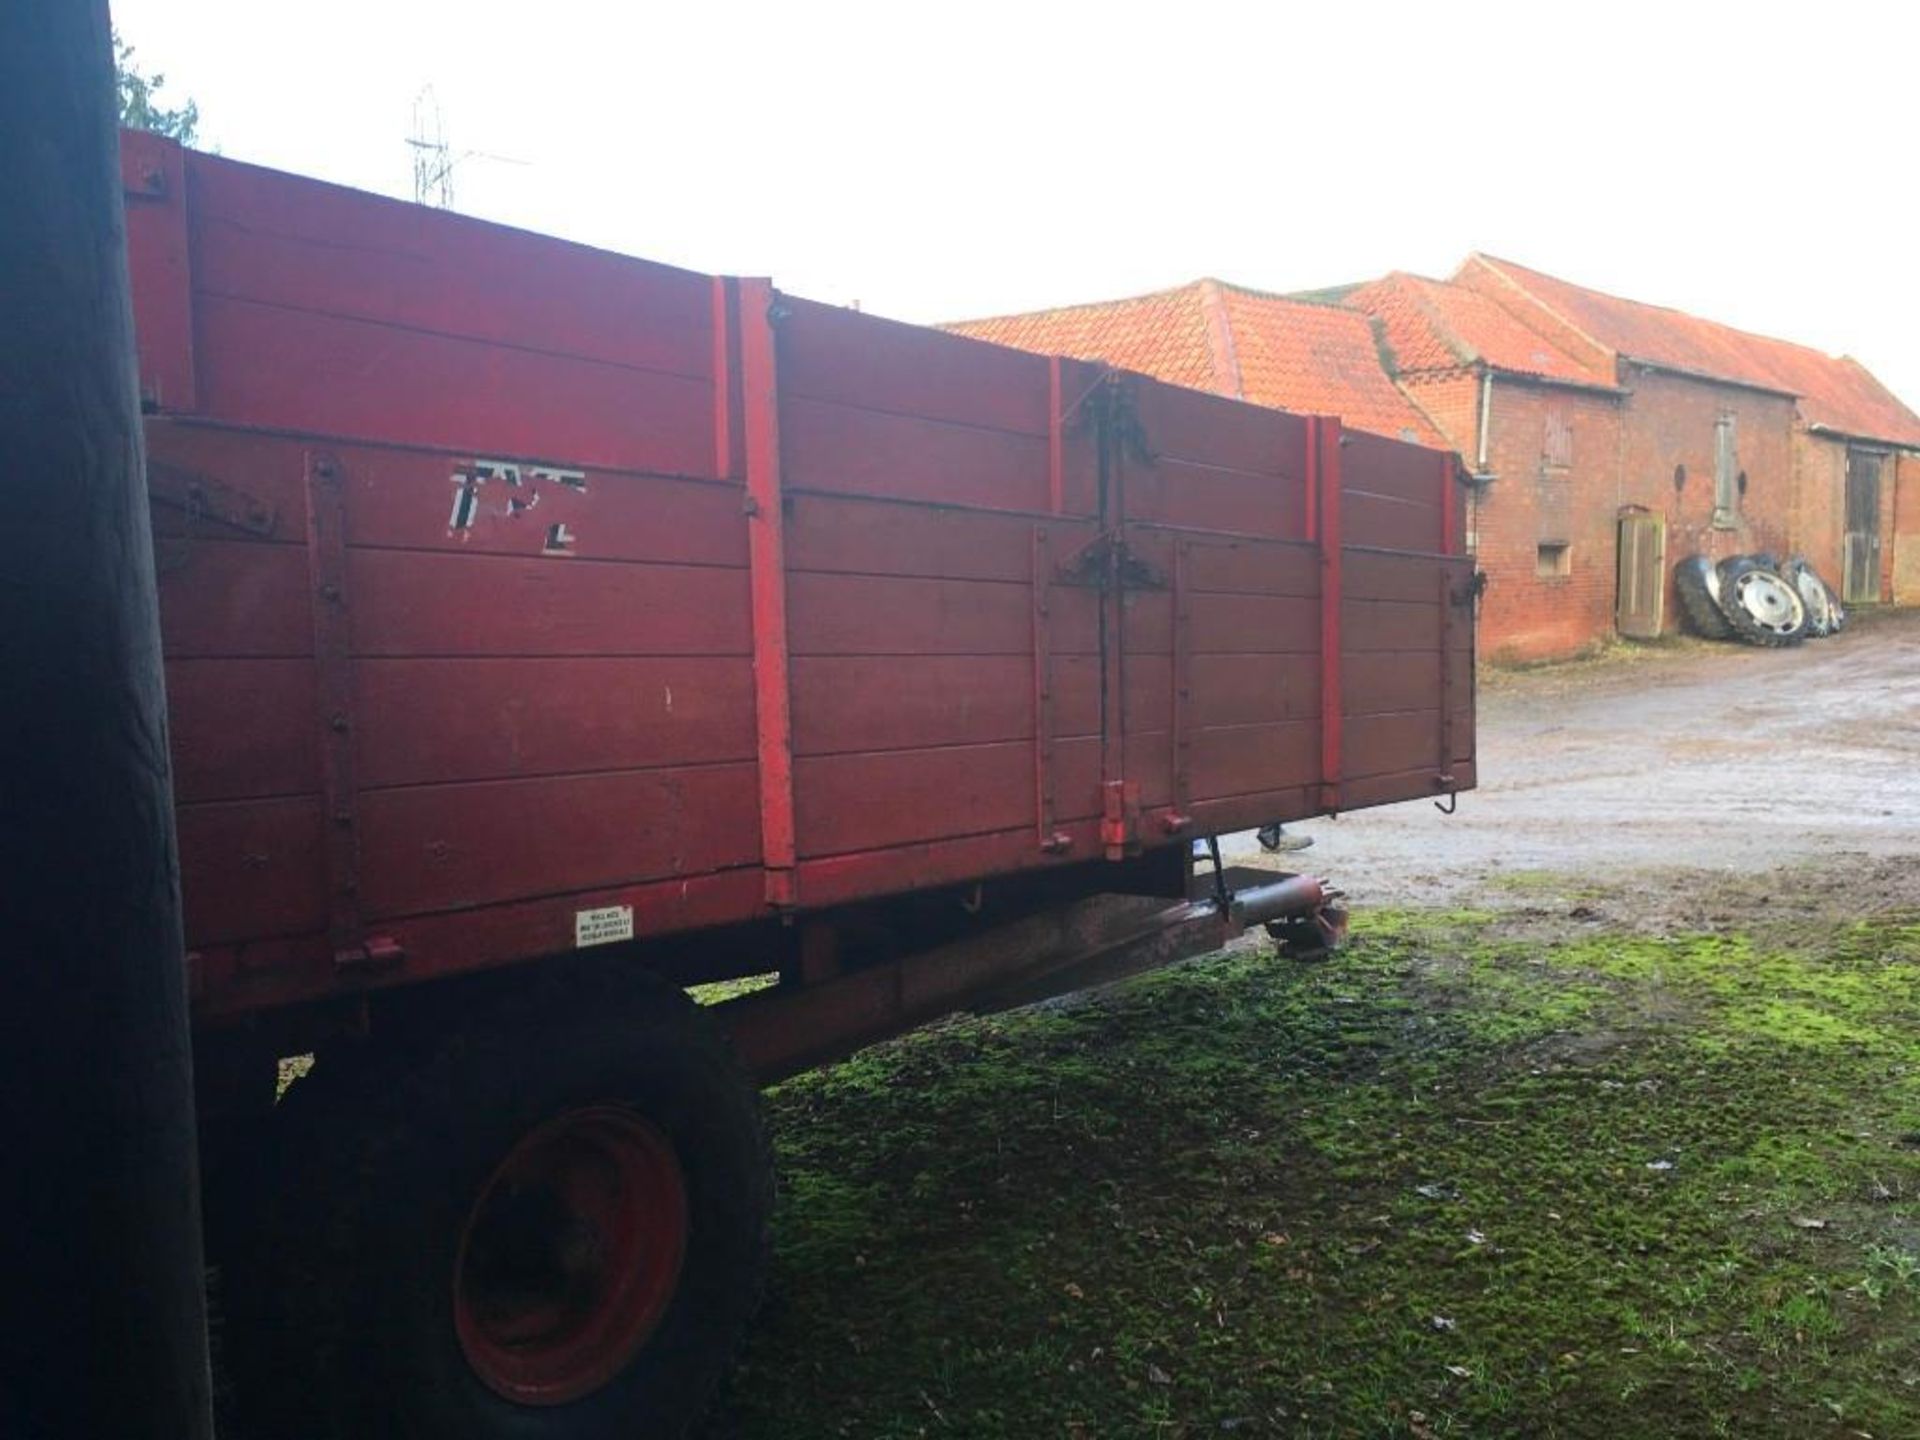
[1844,448,1884,604]
[1615,510,1665,638]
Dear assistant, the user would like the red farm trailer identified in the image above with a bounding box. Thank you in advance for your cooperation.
[118,128,1476,1437]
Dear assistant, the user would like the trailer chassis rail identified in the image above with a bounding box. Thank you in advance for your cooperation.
[719,872,1341,1084]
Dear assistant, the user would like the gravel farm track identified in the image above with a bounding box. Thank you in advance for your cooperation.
[1248,607,1920,909]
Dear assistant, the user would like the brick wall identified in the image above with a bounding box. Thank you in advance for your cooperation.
[1896,451,1920,603]
[1868,445,1905,604]
[1389,366,1623,663]
[1786,433,1914,605]
[1614,366,1798,626]
[1471,378,1626,662]
[1378,284,1916,656]
[1790,432,1849,595]
[1859,443,1906,605]
[1459,364,1803,660]
[1396,369,1480,461]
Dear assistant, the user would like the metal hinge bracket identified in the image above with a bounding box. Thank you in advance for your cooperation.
[148,461,279,537]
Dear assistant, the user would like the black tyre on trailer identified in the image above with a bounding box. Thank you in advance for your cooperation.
[1674,554,1734,639]
[227,970,773,1440]
[1715,555,1809,647]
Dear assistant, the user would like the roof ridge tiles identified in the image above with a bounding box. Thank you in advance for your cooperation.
[935,279,1208,331]
[1396,274,1483,370]
[1471,252,1841,359]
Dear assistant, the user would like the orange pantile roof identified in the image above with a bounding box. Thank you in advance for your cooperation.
[945,280,1445,447]
[1346,273,1615,390]
[1213,285,1444,444]
[947,283,1220,393]
[1463,255,1920,447]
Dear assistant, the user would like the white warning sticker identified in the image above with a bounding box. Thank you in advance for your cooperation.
[574,904,635,948]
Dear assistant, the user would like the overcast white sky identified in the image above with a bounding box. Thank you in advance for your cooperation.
[112,0,1920,404]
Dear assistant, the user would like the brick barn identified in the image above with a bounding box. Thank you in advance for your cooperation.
[1350,257,1920,660]
[951,259,1920,662]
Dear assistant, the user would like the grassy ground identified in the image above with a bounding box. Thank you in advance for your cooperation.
[707,879,1920,1439]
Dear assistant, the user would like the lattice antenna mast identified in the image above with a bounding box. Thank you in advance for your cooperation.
[407,86,456,209]
[406,86,527,211]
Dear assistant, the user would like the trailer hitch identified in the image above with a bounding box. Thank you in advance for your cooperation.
[1228,874,1348,961]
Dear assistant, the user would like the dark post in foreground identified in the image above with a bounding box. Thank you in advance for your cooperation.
[0,3,216,1437]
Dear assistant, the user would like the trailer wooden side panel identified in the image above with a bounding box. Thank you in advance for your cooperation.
[119,130,1474,1023]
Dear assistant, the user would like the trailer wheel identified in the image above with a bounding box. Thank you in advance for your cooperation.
[1714,556,1808,646]
[231,972,771,1440]
[1673,555,1733,639]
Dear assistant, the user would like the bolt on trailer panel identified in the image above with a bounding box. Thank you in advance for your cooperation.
[120,129,1475,1025]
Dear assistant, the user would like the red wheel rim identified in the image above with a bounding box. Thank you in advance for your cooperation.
[454,1105,688,1406]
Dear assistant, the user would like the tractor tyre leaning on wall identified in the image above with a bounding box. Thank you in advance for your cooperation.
[1783,557,1841,638]
[1714,556,1809,647]
[1674,555,1734,640]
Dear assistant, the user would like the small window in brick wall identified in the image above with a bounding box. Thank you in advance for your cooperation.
[1536,542,1572,578]
[1543,407,1574,469]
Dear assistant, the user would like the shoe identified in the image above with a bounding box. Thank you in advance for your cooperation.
[1256,824,1314,854]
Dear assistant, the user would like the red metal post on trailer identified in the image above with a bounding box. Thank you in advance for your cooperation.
[1436,451,1463,798]
[1313,416,1345,813]
[738,277,799,909]
[1031,528,1070,853]
[1169,539,1192,825]
[711,276,742,482]
[1095,377,1134,860]
[1304,425,1319,544]
[305,448,386,970]
[1047,355,1067,515]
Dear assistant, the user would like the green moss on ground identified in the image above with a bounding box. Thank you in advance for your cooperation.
[708,905,1920,1439]
[688,972,780,1006]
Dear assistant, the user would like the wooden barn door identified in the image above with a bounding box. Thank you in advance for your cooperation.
[1844,449,1884,604]
[1615,510,1665,638]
